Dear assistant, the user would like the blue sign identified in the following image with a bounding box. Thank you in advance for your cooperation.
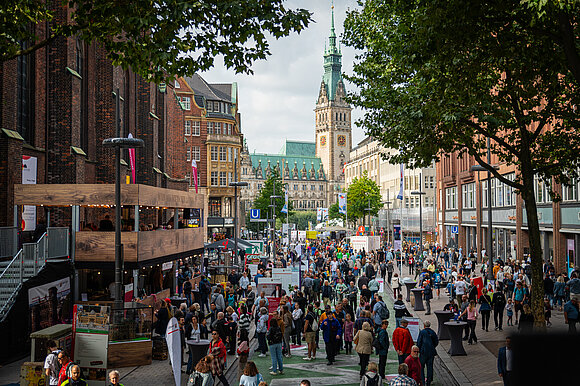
[451,225,459,234]
[250,209,261,220]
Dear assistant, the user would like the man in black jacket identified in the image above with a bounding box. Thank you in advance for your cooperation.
[491,289,507,331]
[393,294,412,328]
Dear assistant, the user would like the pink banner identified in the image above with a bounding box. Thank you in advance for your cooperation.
[128,133,136,183]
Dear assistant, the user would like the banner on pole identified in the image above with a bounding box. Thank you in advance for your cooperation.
[397,164,404,200]
[338,193,347,215]
[166,317,181,386]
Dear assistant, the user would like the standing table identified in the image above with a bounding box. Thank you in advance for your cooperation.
[444,321,467,356]
[411,288,425,311]
[403,281,417,303]
[434,310,454,340]
[186,338,211,370]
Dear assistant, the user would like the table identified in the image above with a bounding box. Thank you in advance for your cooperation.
[444,321,467,356]
[412,288,425,311]
[434,310,454,340]
[186,338,211,369]
[404,281,417,303]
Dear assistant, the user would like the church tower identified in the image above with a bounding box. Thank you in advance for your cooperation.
[315,5,352,205]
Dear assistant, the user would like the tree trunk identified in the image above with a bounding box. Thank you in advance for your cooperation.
[520,165,547,331]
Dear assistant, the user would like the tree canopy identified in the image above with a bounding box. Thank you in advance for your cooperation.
[343,0,580,328]
[328,202,346,222]
[1,1,311,82]
[287,211,317,231]
[245,169,292,233]
[346,171,382,225]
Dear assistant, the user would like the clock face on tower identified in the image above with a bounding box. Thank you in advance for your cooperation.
[320,135,327,146]
[337,135,346,146]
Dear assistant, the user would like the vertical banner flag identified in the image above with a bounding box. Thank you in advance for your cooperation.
[191,159,198,193]
[338,193,347,215]
[281,189,288,214]
[397,164,404,200]
[22,156,37,231]
[393,224,402,251]
[128,133,136,183]
[165,317,181,386]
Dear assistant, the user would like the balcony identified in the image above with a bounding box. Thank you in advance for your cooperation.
[14,184,205,267]
[206,133,241,145]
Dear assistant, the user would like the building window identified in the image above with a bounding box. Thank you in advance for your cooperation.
[563,177,578,202]
[445,186,457,209]
[211,172,218,186]
[192,121,200,136]
[483,180,488,208]
[211,146,218,161]
[405,197,409,208]
[175,80,180,88]
[462,183,475,209]
[219,147,227,161]
[185,120,191,135]
[215,122,221,135]
[206,101,213,112]
[192,146,200,161]
[311,185,315,191]
[207,121,214,134]
[17,42,34,144]
[214,101,219,111]
[302,184,306,191]
[186,148,191,161]
[228,172,233,185]
[209,198,221,216]
[220,171,227,186]
[181,96,191,110]
[257,183,262,190]
[294,184,298,191]
[319,185,324,191]
[227,147,232,162]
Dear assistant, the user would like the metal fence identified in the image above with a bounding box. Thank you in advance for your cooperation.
[0,227,17,259]
[47,227,69,259]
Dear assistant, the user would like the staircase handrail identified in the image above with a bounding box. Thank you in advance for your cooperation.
[0,249,22,282]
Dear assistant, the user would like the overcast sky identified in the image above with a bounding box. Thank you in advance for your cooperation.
[200,0,365,154]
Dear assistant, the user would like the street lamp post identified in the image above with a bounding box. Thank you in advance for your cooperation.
[270,194,282,260]
[102,92,144,311]
[229,157,248,265]
[382,201,392,244]
[411,172,426,257]
[471,147,498,281]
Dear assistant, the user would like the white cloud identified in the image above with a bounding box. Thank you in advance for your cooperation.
[200,0,366,154]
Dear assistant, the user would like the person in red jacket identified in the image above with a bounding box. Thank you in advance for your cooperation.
[405,345,423,386]
[392,318,414,364]
[209,330,230,386]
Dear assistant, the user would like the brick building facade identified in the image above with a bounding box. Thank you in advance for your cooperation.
[0,4,187,232]
[436,151,580,274]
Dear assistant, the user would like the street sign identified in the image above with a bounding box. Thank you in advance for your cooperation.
[250,209,261,219]
[451,225,459,234]
[380,227,384,234]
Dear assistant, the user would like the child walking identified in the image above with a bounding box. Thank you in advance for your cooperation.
[343,313,354,355]
[506,298,514,326]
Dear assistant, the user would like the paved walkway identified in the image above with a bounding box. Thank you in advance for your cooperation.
[390,263,569,386]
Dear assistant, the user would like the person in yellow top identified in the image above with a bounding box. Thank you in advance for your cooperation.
[427,261,436,273]
[493,262,501,279]
[319,304,332,324]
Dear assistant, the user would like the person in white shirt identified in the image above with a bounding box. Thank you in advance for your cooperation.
[43,340,60,386]
[454,278,467,305]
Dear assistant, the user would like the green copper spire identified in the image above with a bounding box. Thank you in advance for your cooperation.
[322,1,342,101]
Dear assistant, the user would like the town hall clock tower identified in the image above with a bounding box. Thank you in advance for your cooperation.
[315,6,352,205]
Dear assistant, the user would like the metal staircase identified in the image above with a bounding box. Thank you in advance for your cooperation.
[0,227,69,322]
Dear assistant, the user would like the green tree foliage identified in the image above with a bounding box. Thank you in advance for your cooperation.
[343,0,580,328]
[346,171,382,225]
[328,202,346,221]
[1,1,311,82]
[288,211,317,231]
[245,170,292,233]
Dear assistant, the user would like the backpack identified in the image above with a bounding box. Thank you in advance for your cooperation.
[187,371,204,386]
[200,280,211,294]
[309,313,318,331]
[48,351,62,378]
[377,301,390,320]
[365,373,380,386]
[268,325,283,345]
[64,361,81,380]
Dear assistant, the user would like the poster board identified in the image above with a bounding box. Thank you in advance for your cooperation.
[257,278,283,298]
[29,277,72,333]
[297,231,306,241]
[306,231,317,240]
[406,317,421,341]
[20,362,48,386]
[272,268,293,291]
[22,155,37,231]
[73,304,110,386]
[266,296,282,326]
[377,278,385,293]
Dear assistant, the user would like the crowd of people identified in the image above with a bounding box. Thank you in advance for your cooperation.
[43,237,580,386]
